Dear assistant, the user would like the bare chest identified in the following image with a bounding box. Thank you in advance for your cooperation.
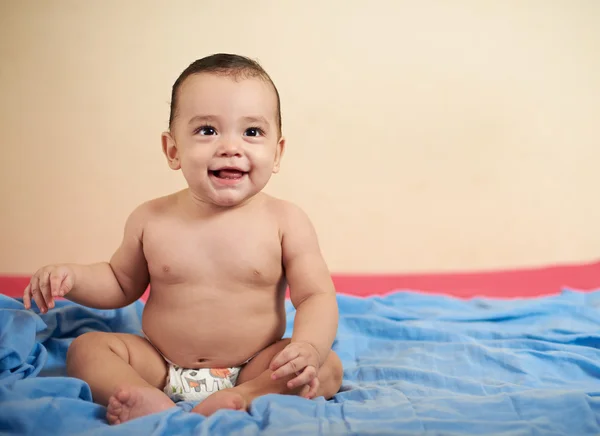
[142,217,283,287]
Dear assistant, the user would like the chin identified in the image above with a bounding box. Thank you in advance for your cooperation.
[211,193,253,208]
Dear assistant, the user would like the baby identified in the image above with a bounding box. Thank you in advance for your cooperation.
[23,53,343,424]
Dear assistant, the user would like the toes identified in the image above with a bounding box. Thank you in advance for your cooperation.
[115,388,131,404]
[106,411,121,425]
[108,397,123,414]
[107,393,128,424]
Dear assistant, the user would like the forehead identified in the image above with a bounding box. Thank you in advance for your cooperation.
[176,73,278,121]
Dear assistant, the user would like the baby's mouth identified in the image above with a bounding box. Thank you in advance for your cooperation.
[209,169,248,180]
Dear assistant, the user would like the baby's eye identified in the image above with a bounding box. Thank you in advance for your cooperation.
[195,125,217,136]
[244,127,264,137]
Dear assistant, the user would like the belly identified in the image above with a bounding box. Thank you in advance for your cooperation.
[141,285,287,368]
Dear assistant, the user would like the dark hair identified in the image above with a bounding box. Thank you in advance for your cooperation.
[168,53,282,134]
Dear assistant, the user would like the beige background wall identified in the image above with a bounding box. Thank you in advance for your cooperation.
[1,0,599,275]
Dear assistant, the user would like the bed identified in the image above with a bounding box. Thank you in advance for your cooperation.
[2,261,600,435]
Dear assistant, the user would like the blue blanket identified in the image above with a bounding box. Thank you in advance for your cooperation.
[2,289,600,435]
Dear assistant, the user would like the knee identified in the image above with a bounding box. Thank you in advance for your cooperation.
[327,351,344,389]
[319,351,343,399]
[66,332,119,376]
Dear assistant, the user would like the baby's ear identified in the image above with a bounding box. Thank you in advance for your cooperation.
[272,137,285,174]
[161,131,181,170]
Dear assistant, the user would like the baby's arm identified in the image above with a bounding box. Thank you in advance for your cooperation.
[24,204,150,311]
[270,202,338,385]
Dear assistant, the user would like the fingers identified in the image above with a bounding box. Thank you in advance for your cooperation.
[269,347,319,397]
[305,376,320,399]
[30,275,48,313]
[23,265,74,312]
[270,347,300,373]
[23,284,32,309]
[59,273,74,297]
[24,269,59,313]
[272,355,312,381]
[286,365,318,390]
[39,271,55,310]
[50,272,63,297]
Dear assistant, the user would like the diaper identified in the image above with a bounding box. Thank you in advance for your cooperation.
[164,364,241,402]
[141,331,254,402]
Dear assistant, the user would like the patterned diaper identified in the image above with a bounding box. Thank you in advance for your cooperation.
[164,364,241,402]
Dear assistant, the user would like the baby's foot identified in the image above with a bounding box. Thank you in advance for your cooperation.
[106,385,175,425]
[190,389,247,416]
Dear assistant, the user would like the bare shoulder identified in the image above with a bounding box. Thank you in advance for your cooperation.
[261,194,315,234]
[260,195,322,263]
[123,191,181,234]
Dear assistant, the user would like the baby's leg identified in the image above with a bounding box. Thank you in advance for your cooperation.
[191,339,343,416]
[66,332,174,424]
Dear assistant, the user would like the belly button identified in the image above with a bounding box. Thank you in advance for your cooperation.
[163,265,170,273]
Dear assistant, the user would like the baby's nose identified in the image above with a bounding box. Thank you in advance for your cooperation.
[217,140,242,157]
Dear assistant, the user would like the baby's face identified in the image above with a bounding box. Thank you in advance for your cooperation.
[166,73,283,208]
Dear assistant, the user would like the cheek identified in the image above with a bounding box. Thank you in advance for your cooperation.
[249,144,278,163]
[179,150,211,180]
[181,147,209,167]
[249,157,274,174]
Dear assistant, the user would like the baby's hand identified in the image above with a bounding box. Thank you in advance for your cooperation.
[269,341,321,398]
[23,265,75,313]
